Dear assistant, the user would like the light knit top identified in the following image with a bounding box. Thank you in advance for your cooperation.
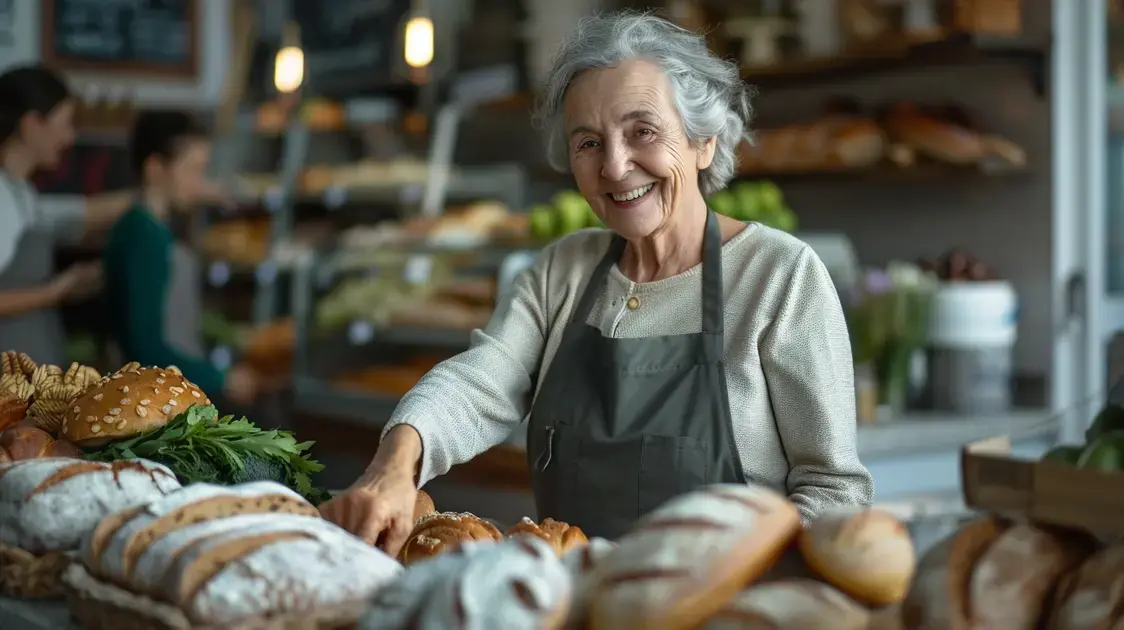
[382,223,875,520]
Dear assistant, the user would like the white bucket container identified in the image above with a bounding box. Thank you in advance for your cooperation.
[927,281,1019,413]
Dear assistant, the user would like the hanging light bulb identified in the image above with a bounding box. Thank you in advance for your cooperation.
[274,46,304,93]
[404,16,434,68]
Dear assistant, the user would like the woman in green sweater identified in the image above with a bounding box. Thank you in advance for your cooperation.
[103,111,259,404]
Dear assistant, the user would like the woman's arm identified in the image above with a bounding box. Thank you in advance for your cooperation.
[760,245,875,521]
[0,285,62,317]
[114,216,226,396]
[375,248,556,486]
[36,191,133,245]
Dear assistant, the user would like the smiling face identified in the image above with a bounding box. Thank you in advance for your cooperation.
[564,58,715,241]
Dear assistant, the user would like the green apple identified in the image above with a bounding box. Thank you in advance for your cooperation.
[585,206,603,228]
[773,206,798,232]
[708,190,737,217]
[733,182,763,222]
[757,181,784,212]
[529,205,557,240]
[554,190,592,235]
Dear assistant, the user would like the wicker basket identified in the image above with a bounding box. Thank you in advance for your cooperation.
[0,542,72,598]
[62,563,366,630]
[953,0,1022,35]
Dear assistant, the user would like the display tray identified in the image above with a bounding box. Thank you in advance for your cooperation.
[962,435,1124,536]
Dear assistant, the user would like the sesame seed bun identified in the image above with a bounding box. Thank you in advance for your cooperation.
[60,365,211,447]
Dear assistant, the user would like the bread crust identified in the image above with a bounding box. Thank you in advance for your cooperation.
[398,511,502,566]
[507,517,589,556]
[798,507,915,606]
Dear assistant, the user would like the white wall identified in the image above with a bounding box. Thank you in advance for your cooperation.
[0,0,231,108]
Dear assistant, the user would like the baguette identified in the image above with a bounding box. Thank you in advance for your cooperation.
[798,507,915,606]
[701,579,870,630]
[508,517,589,556]
[588,483,800,630]
[1045,542,1124,629]
[968,524,1096,630]
[93,481,318,583]
[901,516,1007,630]
[0,458,179,554]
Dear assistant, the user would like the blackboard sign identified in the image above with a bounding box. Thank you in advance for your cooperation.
[42,0,197,76]
[291,0,412,96]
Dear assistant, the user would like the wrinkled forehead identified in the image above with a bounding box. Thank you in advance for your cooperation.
[562,58,677,133]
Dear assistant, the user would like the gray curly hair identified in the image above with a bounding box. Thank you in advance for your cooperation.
[533,11,754,196]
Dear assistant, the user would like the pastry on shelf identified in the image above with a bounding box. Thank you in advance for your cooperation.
[882,102,1027,169]
[397,511,503,566]
[0,424,83,462]
[506,517,589,556]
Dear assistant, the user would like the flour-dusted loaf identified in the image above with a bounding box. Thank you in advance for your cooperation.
[798,507,915,606]
[359,545,485,630]
[183,532,401,624]
[1046,542,1124,630]
[588,483,801,630]
[701,579,870,630]
[92,481,318,583]
[561,537,617,630]
[900,516,1007,630]
[0,457,179,553]
[968,524,1095,630]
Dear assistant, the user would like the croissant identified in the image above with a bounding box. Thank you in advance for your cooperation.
[398,511,502,566]
[506,517,589,556]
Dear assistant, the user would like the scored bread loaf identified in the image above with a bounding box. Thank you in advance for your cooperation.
[588,483,801,630]
[561,537,617,630]
[0,457,180,553]
[508,517,589,556]
[968,524,1096,630]
[701,579,870,630]
[398,511,503,566]
[91,481,318,583]
[798,507,915,606]
[359,544,486,630]
[182,526,401,624]
[1045,542,1124,629]
[901,516,1008,630]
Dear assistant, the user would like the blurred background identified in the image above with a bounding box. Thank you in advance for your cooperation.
[0,0,1110,532]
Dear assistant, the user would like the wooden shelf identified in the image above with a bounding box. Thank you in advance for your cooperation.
[736,160,1028,182]
[742,33,1049,94]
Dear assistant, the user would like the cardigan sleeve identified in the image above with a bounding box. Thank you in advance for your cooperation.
[111,213,227,397]
[759,244,875,521]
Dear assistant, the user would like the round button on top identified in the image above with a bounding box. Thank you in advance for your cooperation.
[626,296,641,310]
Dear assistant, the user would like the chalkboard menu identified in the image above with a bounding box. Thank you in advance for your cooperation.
[42,0,197,76]
[291,0,412,96]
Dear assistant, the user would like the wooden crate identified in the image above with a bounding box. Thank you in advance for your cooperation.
[953,0,1023,35]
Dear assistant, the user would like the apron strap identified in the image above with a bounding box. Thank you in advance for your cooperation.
[700,210,725,336]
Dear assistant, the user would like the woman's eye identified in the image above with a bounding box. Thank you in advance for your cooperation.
[578,139,599,150]
[637,128,654,137]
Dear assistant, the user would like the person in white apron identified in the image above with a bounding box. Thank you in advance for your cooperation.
[0,65,132,365]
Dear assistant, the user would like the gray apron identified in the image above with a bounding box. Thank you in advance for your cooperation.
[166,242,204,356]
[0,180,67,365]
[526,211,747,539]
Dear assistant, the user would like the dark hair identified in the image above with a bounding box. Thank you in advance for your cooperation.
[128,110,209,177]
[0,65,72,142]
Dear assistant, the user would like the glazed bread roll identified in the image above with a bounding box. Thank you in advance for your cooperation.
[507,517,589,556]
[414,489,436,522]
[968,524,1095,630]
[902,516,1008,630]
[398,511,503,566]
[0,424,83,461]
[701,579,870,630]
[1046,542,1124,629]
[0,393,27,433]
[798,507,915,606]
[588,483,800,630]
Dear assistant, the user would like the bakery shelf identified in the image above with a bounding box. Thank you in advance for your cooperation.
[743,33,1050,95]
[736,160,1029,182]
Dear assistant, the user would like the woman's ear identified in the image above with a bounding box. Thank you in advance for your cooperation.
[696,136,717,170]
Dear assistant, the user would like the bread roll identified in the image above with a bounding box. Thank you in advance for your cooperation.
[1046,542,1124,629]
[0,424,83,462]
[588,483,800,630]
[63,365,211,446]
[398,511,503,566]
[901,516,1008,630]
[0,458,180,553]
[413,489,436,522]
[968,524,1095,630]
[798,507,915,606]
[508,517,589,556]
[0,394,27,432]
[701,579,869,630]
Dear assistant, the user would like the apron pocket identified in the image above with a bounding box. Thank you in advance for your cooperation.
[529,422,578,519]
[638,434,710,517]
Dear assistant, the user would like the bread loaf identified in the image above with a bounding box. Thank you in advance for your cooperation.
[0,393,27,432]
[968,524,1095,630]
[901,516,1007,630]
[414,489,436,521]
[562,537,617,630]
[0,458,179,554]
[1045,542,1124,629]
[93,481,318,583]
[0,424,83,460]
[798,507,915,606]
[508,517,589,556]
[360,546,484,630]
[398,511,503,566]
[701,579,870,630]
[588,483,801,630]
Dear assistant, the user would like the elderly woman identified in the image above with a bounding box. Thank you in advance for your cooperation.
[321,12,873,548]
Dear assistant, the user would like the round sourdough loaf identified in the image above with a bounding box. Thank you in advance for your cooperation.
[62,366,210,446]
[398,511,503,566]
[701,579,870,630]
[798,507,915,606]
[1045,542,1124,629]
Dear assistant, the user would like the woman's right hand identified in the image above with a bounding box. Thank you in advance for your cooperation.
[320,465,418,555]
[50,262,103,303]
